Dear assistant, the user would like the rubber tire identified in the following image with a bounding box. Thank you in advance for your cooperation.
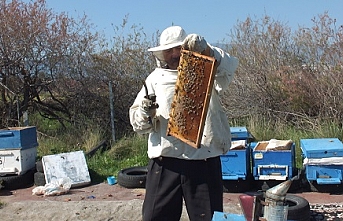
[0,168,35,190]
[34,172,46,186]
[36,160,44,173]
[117,166,148,189]
[285,194,311,221]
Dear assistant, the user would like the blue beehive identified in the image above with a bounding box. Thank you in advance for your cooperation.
[221,140,250,180]
[230,127,249,141]
[0,126,38,175]
[252,140,296,181]
[0,126,38,149]
[220,127,252,180]
[300,138,343,185]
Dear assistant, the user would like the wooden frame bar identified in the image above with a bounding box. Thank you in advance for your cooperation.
[167,49,217,148]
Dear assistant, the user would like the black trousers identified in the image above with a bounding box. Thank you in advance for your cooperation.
[142,156,223,221]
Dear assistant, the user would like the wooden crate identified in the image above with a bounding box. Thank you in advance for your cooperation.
[167,49,217,148]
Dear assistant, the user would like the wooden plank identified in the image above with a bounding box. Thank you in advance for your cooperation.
[167,49,217,148]
[85,139,108,157]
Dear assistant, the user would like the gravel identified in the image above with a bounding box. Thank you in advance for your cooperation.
[310,203,343,221]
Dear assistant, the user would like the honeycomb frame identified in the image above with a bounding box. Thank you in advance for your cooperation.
[167,49,217,148]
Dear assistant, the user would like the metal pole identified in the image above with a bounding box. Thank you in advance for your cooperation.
[109,81,115,142]
[17,96,22,126]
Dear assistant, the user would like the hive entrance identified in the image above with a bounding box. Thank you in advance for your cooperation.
[167,49,217,148]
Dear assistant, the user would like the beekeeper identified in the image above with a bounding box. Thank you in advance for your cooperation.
[129,25,238,221]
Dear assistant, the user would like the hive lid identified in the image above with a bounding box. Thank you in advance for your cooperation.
[42,150,91,187]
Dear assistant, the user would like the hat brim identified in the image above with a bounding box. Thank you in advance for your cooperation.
[148,42,183,52]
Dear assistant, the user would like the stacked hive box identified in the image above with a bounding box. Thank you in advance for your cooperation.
[0,126,38,175]
[252,139,296,181]
[300,138,343,185]
[220,127,252,181]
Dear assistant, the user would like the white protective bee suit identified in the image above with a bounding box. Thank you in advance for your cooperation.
[129,27,238,160]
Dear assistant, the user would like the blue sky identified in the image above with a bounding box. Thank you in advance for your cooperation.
[41,0,343,43]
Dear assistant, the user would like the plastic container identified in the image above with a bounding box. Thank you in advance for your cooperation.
[107,176,116,185]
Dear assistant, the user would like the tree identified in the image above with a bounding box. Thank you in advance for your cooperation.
[224,13,343,128]
[0,0,100,128]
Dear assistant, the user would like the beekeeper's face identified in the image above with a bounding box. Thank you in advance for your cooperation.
[162,46,181,70]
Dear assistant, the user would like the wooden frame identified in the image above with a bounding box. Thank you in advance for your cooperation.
[167,49,217,148]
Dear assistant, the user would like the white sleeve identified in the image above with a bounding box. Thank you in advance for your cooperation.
[211,45,239,94]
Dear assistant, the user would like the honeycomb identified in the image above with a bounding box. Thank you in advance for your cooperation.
[167,49,217,148]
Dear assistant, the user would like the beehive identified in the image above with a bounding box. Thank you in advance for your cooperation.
[167,49,217,148]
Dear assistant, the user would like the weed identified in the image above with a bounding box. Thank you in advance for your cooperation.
[0,201,5,209]
[33,113,343,185]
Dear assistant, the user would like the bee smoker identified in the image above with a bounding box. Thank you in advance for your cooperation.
[142,82,159,124]
[262,180,292,221]
[239,179,293,221]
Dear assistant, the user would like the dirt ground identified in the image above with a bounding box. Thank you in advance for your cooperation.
[0,182,242,221]
[1,182,343,221]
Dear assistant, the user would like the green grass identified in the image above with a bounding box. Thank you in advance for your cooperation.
[30,112,149,184]
[86,134,149,183]
[32,114,343,184]
[36,129,149,184]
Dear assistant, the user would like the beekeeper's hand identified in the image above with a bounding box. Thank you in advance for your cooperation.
[183,34,212,56]
[139,98,157,119]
